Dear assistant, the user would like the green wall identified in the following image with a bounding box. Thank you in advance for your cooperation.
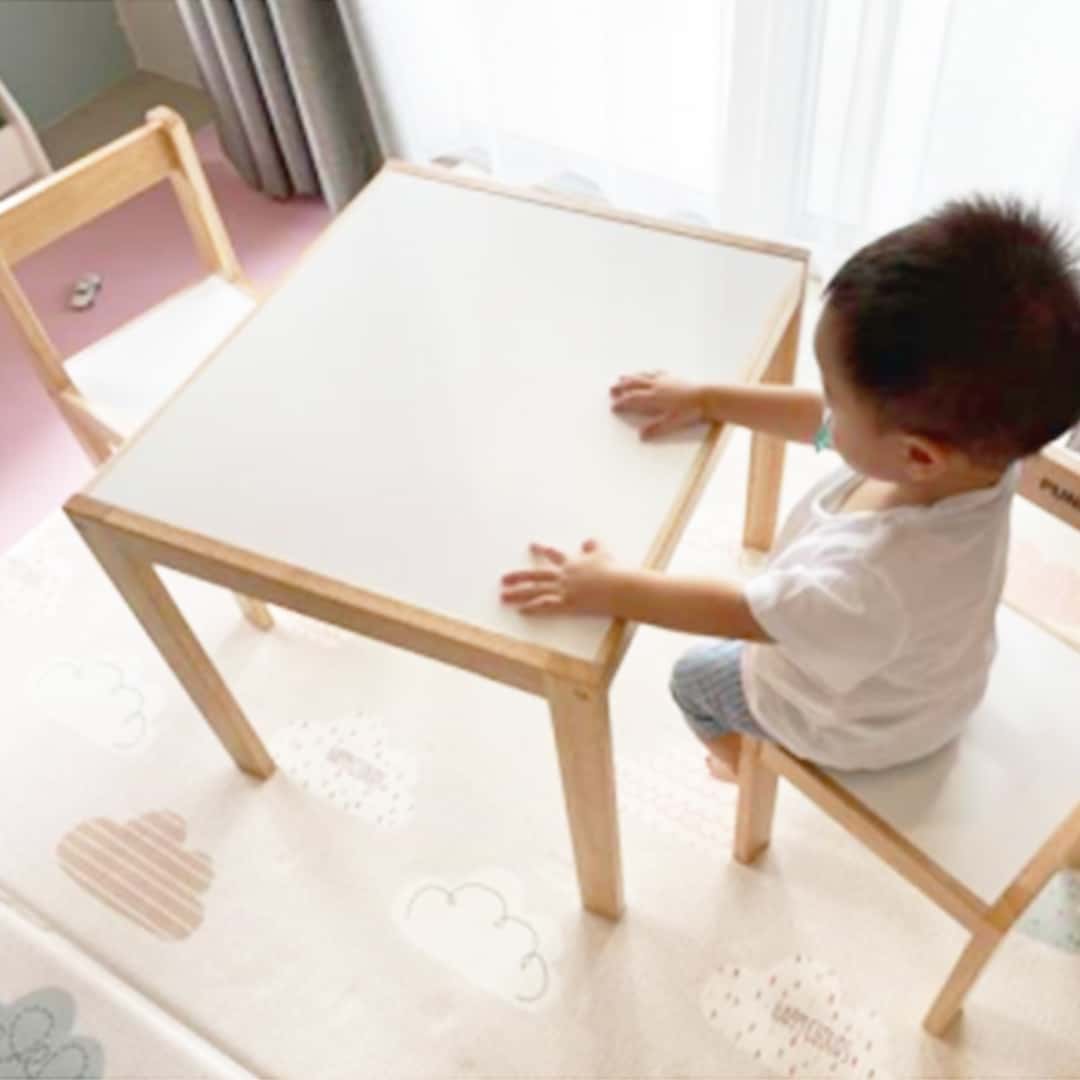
[0,0,135,129]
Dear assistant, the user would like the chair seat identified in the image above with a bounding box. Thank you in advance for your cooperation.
[827,604,1080,902]
[66,276,255,437]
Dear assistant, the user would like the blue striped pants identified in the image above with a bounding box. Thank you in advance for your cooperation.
[669,639,772,744]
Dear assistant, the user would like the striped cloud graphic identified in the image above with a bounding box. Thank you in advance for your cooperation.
[56,811,212,941]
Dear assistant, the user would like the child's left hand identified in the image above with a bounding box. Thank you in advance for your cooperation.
[501,540,617,615]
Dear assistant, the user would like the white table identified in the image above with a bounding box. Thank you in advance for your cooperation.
[66,162,806,919]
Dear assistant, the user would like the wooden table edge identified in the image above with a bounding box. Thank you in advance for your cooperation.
[90,160,808,495]
[64,493,603,694]
[592,268,807,683]
[384,159,812,264]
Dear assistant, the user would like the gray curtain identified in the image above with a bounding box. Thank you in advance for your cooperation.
[177,0,383,212]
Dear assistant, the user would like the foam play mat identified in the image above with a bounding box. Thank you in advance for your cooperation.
[1,432,1077,1078]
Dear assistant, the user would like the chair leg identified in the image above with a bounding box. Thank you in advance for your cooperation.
[234,594,274,631]
[734,737,779,864]
[1067,838,1080,871]
[923,927,1003,1036]
[57,404,114,467]
[75,425,116,466]
[926,815,1079,1035]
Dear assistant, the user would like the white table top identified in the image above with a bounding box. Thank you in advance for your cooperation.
[89,166,802,662]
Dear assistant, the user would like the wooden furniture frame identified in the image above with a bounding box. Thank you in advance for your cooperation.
[734,446,1080,1035]
[0,106,245,463]
[1,107,271,630]
[64,160,808,921]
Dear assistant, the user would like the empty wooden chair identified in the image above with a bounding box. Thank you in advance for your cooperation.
[734,443,1080,1035]
[0,107,271,629]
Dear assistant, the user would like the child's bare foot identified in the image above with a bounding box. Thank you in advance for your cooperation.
[705,753,737,783]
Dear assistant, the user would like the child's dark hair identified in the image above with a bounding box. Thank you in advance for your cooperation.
[825,196,1080,463]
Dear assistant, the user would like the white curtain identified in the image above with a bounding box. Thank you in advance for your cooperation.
[350,0,1080,273]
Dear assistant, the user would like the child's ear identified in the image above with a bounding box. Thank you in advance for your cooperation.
[901,434,951,480]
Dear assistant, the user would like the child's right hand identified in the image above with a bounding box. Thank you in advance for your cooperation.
[609,372,706,439]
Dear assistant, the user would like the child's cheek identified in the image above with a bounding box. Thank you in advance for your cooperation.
[831,420,868,474]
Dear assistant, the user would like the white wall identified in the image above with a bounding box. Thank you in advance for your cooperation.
[114,0,202,88]
[0,0,136,128]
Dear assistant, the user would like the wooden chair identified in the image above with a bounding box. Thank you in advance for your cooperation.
[0,107,271,630]
[734,442,1080,1035]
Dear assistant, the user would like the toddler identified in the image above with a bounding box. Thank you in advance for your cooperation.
[501,197,1080,775]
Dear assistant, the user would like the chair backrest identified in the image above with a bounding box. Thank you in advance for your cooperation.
[1016,434,1080,863]
[0,107,242,402]
[0,77,51,198]
[1018,438,1080,533]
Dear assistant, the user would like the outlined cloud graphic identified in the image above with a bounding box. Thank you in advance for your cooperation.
[395,871,559,1009]
[26,658,163,752]
[0,987,104,1079]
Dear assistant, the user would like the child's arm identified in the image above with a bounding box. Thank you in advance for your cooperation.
[611,373,824,444]
[501,541,772,642]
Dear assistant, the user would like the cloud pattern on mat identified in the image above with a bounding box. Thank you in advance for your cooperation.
[0,548,73,625]
[617,742,738,851]
[395,870,559,1009]
[1019,869,1080,953]
[271,713,416,829]
[701,954,892,1079]
[26,659,164,753]
[0,988,104,1079]
[57,812,212,942]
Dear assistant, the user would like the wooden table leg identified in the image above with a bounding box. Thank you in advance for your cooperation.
[73,518,276,779]
[234,594,274,631]
[545,676,624,920]
[743,303,803,553]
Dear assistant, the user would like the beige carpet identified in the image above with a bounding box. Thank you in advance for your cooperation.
[1,417,1078,1078]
